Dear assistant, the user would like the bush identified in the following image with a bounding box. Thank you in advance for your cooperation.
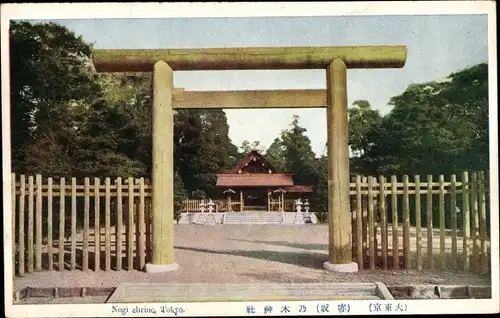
[315,211,328,224]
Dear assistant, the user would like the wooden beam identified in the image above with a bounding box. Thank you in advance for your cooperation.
[326,58,352,265]
[92,46,407,72]
[151,60,175,266]
[172,89,326,109]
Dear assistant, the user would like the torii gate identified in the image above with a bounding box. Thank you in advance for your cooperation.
[92,46,407,273]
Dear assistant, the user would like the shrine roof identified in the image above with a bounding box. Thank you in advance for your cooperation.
[283,185,314,193]
[229,150,278,174]
[216,173,294,187]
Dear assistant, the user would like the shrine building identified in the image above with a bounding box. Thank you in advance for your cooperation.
[216,150,313,212]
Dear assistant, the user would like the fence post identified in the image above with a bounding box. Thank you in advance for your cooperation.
[128,177,134,271]
[71,178,77,271]
[362,176,368,261]
[368,176,375,270]
[105,178,111,271]
[471,172,479,272]
[27,175,34,273]
[391,175,399,269]
[355,175,363,267]
[415,175,422,271]
[18,175,26,276]
[462,172,470,272]
[379,176,388,270]
[139,178,146,270]
[426,174,433,270]
[479,171,488,274]
[94,177,101,271]
[11,173,16,276]
[450,174,457,271]
[83,177,90,271]
[59,178,65,271]
[402,175,410,269]
[438,175,446,270]
[35,174,42,271]
[47,177,53,271]
[116,177,123,270]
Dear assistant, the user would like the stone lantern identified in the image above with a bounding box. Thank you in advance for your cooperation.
[295,198,303,212]
[199,199,206,214]
[207,199,215,214]
[303,199,311,223]
[294,198,305,224]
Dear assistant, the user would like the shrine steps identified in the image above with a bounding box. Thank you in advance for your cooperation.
[107,282,394,303]
[223,212,283,224]
[177,212,319,225]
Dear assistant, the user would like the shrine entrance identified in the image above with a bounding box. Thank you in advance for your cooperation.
[92,45,407,273]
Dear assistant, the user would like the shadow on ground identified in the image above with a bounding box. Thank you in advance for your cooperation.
[175,246,326,269]
[228,239,328,251]
[242,270,327,284]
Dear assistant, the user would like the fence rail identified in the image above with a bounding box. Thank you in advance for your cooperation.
[11,171,490,276]
[350,172,490,274]
[12,174,152,276]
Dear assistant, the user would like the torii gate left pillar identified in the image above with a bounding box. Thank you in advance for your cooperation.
[92,46,407,273]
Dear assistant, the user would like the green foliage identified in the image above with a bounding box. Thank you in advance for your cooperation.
[264,138,286,172]
[348,100,383,159]
[10,21,100,174]
[314,211,328,224]
[73,74,151,178]
[174,172,187,223]
[265,115,322,210]
[174,109,239,197]
[239,140,266,157]
[311,155,329,216]
[279,115,319,186]
[365,63,489,176]
[191,189,207,200]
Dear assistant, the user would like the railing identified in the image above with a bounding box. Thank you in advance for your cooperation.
[182,199,225,212]
[350,172,490,273]
[11,174,152,276]
[241,205,268,211]
[182,199,298,212]
[11,171,490,275]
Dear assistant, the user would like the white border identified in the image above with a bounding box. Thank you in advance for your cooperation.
[0,2,497,18]
[2,2,498,317]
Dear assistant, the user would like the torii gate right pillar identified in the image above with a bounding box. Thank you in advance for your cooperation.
[324,58,358,272]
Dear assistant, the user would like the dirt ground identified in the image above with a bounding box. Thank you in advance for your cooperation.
[13,224,491,293]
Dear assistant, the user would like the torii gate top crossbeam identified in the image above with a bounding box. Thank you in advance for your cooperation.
[92,46,407,72]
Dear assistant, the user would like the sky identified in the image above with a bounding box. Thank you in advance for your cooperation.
[33,15,488,157]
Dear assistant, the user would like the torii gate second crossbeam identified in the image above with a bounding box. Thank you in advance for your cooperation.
[92,45,407,273]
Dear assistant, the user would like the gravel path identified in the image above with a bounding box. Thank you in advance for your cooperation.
[14,224,491,291]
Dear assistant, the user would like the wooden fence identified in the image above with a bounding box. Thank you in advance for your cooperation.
[182,199,225,212]
[11,174,152,276]
[11,171,490,276]
[182,199,296,212]
[350,172,490,274]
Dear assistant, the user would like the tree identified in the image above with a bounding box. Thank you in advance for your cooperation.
[280,115,318,185]
[72,103,147,178]
[174,109,238,197]
[72,73,152,178]
[10,21,100,174]
[348,100,383,158]
[264,137,286,172]
[367,63,489,176]
[239,140,265,156]
[174,172,188,223]
[311,155,329,222]
[264,115,318,184]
